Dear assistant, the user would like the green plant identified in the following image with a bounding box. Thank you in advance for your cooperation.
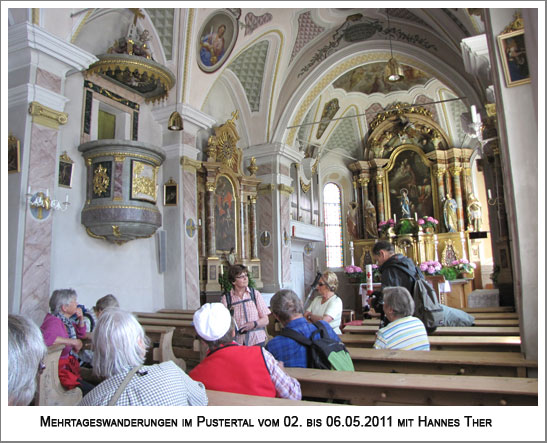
[439,266,459,281]
[394,219,417,235]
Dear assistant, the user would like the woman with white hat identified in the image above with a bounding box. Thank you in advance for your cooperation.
[190,303,301,400]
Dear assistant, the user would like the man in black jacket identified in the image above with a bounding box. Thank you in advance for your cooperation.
[371,240,474,329]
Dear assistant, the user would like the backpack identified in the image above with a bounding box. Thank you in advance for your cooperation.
[280,321,354,371]
[224,287,257,311]
[387,264,444,330]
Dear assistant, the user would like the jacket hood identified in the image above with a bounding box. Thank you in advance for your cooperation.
[380,253,417,275]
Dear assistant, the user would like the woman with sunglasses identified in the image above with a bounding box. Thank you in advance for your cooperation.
[304,271,343,334]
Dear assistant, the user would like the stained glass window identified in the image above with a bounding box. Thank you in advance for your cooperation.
[323,182,343,268]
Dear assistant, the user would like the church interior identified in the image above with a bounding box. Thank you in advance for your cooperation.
[5,6,541,410]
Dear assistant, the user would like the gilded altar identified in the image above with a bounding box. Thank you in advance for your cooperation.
[197,111,262,294]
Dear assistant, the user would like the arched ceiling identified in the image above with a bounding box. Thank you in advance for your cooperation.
[70,7,486,165]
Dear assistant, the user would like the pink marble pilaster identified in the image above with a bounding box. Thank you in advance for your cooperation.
[20,124,58,324]
[183,169,200,309]
[280,192,291,283]
[257,193,274,285]
[35,68,62,94]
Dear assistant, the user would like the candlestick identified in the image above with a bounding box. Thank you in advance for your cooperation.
[470,105,477,123]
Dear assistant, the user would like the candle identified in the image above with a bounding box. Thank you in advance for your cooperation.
[46,188,49,198]
[393,213,397,223]
[349,241,353,248]
[470,105,477,123]
[65,194,69,203]
[28,185,31,195]
[487,189,492,200]
[365,265,373,294]
[414,212,418,221]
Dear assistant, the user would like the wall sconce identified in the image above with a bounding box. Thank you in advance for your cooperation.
[384,10,405,83]
[26,186,70,220]
[487,188,503,207]
[167,111,183,131]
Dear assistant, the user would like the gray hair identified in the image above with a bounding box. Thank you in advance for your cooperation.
[204,318,236,351]
[49,289,77,314]
[383,286,415,318]
[91,308,150,378]
[270,289,304,324]
[94,294,119,315]
[8,314,47,405]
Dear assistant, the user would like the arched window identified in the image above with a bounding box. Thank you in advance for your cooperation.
[323,182,344,268]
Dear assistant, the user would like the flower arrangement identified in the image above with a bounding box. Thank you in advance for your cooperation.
[378,218,395,237]
[394,218,418,235]
[418,216,439,232]
[419,260,443,276]
[344,265,380,283]
[451,258,477,276]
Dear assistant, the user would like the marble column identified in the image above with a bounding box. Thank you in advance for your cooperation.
[375,174,385,223]
[249,195,258,260]
[240,199,247,260]
[450,166,464,231]
[444,169,453,198]
[353,178,362,238]
[205,182,217,257]
[435,168,446,222]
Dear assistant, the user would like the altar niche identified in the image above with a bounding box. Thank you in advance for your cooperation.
[348,102,490,291]
[197,111,262,297]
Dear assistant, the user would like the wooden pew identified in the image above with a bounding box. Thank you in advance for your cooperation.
[137,317,200,370]
[206,390,345,406]
[469,312,518,319]
[135,311,194,320]
[340,334,521,352]
[348,348,537,378]
[285,367,538,406]
[142,325,186,371]
[35,344,83,406]
[462,306,515,313]
[344,325,520,336]
[157,309,196,314]
[361,318,519,327]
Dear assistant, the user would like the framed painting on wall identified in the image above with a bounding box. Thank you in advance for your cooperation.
[386,147,435,221]
[163,177,178,206]
[8,134,20,173]
[497,28,531,87]
[58,152,74,188]
[197,10,238,73]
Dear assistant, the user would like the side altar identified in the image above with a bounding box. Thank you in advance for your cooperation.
[197,111,263,298]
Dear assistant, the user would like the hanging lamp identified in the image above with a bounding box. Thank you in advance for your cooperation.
[384,10,405,83]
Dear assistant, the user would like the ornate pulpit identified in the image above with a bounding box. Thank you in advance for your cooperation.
[197,111,262,297]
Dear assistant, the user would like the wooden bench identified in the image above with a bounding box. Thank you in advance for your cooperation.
[157,309,196,314]
[468,312,518,319]
[142,325,186,371]
[361,318,519,327]
[137,317,200,370]
[35,344,83,406]
[135,311,194,320]
[285,367,538,406]
[206,390,345,406]
[344,325,520,336]
[340,334,522,352]
[462,306,515,313]
[348,348,537,378]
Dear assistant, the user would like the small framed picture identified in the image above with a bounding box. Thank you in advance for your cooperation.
[164,177,178,206]
[8,134,20,173]
[497,28,531,87]
[58,152,74,188]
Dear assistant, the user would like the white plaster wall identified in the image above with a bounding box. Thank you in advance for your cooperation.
[48,71,165,314]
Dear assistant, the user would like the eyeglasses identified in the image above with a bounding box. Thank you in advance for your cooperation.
[235,274,248,279]
[38,361,46,375]
[317,282,326,287]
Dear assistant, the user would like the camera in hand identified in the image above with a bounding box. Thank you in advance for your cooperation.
[369,290,389,327]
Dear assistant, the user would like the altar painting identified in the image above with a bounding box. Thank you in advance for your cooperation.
[387,148,433,220]
[215,175,236,253]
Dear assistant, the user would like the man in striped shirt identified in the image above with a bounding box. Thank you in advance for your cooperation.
[373,287,430,351]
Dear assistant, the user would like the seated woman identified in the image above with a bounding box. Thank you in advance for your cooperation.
[93,293,120,319]
[40,288,94,394]
[8,314,47,405]
[79,308,208,406]
[304,271,343,334]
[373,286,430,350]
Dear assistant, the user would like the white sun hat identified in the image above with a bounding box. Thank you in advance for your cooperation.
[193,303,232,341]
